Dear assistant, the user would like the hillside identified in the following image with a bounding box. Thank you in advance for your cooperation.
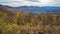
[0,5,60,34]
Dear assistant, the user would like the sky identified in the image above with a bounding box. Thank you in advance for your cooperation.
[0,0,60,7]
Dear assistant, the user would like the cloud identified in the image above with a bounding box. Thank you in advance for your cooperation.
[0,0,60,7]
[26,0,39,2]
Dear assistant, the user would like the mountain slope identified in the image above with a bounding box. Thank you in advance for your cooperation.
[0,5,60,15]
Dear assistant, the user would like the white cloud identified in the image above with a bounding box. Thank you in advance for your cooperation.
[26,0,39,2]
[0,0,60,7]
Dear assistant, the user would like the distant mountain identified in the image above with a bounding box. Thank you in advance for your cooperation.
[0,5,60,15]
[15,6,60,15]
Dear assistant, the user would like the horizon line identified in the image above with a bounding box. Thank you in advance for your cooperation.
[0,4,60,7]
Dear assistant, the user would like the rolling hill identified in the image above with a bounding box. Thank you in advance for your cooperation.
[0,5,60,15]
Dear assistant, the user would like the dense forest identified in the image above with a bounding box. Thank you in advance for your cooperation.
[0,7,60,34]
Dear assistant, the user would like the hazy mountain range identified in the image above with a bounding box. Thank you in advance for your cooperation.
[0,5,60,15]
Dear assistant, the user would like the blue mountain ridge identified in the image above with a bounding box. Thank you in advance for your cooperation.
[0,5,60,14]
[15,6,60,14]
